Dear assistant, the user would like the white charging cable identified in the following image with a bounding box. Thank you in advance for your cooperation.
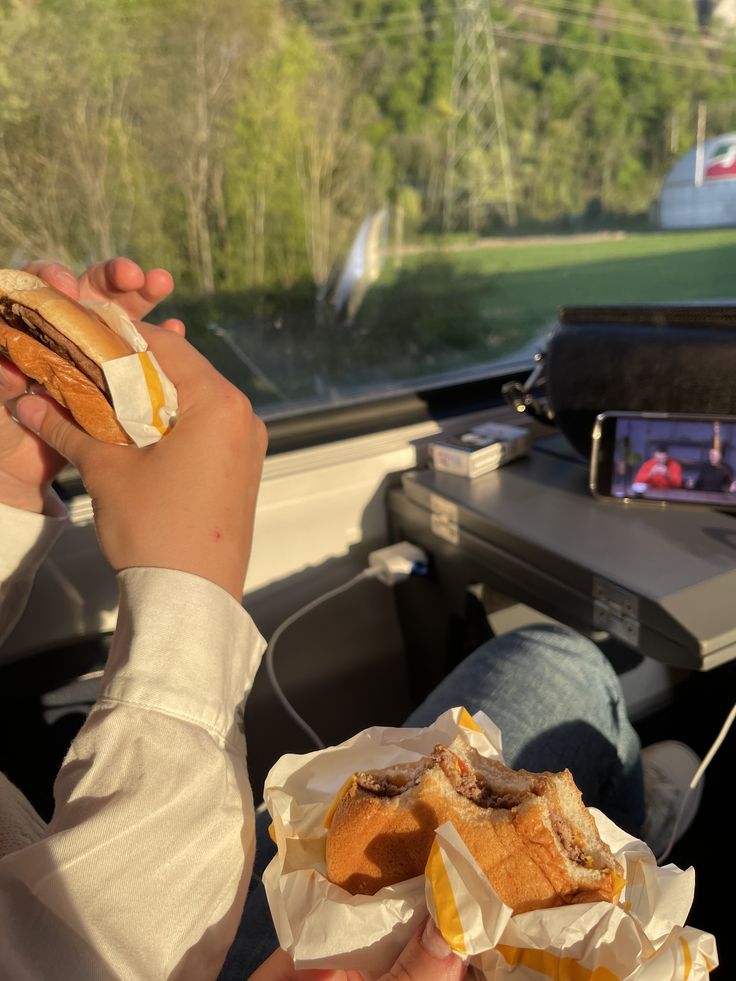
[264,542,429,750]
[265,569,377,750]
[656,699,736,864]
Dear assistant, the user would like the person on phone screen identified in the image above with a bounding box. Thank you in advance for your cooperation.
[632,444,683,491]
[687,446,735,493]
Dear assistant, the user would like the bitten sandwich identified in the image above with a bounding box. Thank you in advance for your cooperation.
[325,743,623,914]
[0,269,135,443]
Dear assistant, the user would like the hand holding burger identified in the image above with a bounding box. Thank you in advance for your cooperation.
[0,258,182,514]
[0,267,176,444]
[23,258,185,332]
[250,919,467,981]
[257,697,631,979]
[13,321,267,600]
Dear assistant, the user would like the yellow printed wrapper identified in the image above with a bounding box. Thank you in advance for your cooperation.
[84,300,177,446]
[261,707,718,980]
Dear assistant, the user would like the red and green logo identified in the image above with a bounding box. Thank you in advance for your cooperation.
[705,139,736,181]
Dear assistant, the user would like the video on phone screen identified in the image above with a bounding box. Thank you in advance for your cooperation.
[611,417,736,503]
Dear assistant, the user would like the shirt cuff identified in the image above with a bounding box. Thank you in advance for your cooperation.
[99,567,266,749]
[0,500,68,582]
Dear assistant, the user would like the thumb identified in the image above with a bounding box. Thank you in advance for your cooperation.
[15,393,98,468]
[380,920,467,981]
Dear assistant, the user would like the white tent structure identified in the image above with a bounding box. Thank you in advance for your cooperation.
[658,132,736,229]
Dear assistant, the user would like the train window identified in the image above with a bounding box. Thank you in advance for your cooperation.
[2,0,736,427]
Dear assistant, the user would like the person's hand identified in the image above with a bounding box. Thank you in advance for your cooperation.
[0,258,184,514]
[23,257,185,333]
[13,323,267,600]
[248,919,467,981]
[0,357,65,514]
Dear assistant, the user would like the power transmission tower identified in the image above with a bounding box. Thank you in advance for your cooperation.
[443,0,517,232]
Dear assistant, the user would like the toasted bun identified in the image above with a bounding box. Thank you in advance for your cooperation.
[325,745,623,914]
[0,270,132,366]
[0,320,130,444]
[0,269,132,444]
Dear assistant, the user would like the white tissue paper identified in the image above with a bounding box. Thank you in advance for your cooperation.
[262,706,718,979]
[84,300,177,447]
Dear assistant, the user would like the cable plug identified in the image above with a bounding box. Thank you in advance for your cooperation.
[367,541,429,586]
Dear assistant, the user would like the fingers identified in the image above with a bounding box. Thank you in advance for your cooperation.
[0,356,31,400]
[78,257,144,298]
[22,260,80,299]
[138,267,175,305]
[248,948,350,980]
[24,256,180,326]
[249,921,466,981]
[13,393,104,471]
[78,259,175,320]
[158,317,187,337]
[380,920,466,981]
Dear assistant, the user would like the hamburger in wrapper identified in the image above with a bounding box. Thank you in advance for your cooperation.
[0,269,177,446]
[262,706,718,979]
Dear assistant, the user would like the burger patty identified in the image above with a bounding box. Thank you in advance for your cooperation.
[356,749,530,809]
[433,745,547,809]
[0,301,110,396]
[356,773,412,797]
[356,758,434,797]
[356,746,595,867]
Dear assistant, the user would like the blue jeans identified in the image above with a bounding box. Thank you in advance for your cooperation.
[218,624,644,979]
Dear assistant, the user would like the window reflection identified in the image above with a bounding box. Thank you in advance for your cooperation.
[2,0,735,414]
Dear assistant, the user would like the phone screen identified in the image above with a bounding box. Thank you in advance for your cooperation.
[592,413,736,507]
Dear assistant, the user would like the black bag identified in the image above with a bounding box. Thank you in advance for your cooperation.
[505,304,736,459]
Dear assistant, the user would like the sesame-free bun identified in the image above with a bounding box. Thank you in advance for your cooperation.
[0,269,133,443]
[0,320,130,444]
[325,744,623,914]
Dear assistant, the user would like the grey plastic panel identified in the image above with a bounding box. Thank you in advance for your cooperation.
[394,437,736,670]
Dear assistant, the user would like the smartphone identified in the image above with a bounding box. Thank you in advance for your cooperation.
[590,410,736,509]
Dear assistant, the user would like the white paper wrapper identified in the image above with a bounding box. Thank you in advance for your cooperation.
[84,300,177,447]
[262,707,718,979]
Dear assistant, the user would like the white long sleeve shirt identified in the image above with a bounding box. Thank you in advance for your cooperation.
[0,500,266,980]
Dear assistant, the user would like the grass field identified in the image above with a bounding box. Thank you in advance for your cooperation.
[356,227,736,379]
[181,227,736,408]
